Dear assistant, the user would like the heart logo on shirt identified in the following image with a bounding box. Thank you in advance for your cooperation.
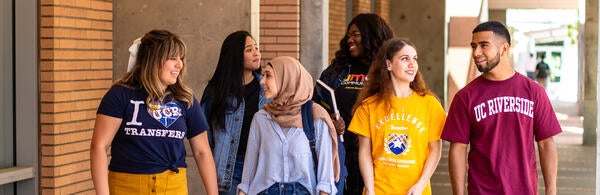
[147,101,183,128]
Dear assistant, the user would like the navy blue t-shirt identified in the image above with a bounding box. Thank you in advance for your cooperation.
[97,85,208,174]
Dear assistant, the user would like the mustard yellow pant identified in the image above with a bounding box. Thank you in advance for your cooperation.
[108,168,188,195]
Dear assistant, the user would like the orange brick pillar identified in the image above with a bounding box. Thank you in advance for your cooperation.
[39,0,113,194]
[329,0,347,63]
[353,0,372,16]
[374,0,389,22]
[260,0,300,62]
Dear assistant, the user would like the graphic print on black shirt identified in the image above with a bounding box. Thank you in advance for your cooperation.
[335,64,369,128]
[97,85,208,174]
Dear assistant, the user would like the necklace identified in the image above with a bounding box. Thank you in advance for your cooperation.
[243,73,254,85]
[393,93,412,113]
[148,101,160,111]
[148,96,172,111]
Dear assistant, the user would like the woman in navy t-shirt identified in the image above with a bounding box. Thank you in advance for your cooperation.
[90,30,218,195]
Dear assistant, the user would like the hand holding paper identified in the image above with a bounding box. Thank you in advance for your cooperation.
[316,80,344,142]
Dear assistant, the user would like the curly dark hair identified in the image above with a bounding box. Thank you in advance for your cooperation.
[325,13,394,76]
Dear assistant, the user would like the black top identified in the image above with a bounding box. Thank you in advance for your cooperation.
[314,61,369,194]
[334,64,369,129]
[536,61,550,79]
[238,77,260,156]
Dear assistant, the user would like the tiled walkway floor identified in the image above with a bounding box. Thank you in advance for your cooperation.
[431,113,595,194]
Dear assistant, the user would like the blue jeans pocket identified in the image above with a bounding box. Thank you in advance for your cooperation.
[257,182,310,195]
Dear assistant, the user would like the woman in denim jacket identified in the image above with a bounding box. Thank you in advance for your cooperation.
[200,31,269,195]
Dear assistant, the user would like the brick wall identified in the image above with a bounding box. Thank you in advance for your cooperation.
[39,0,113,194]
[328,0,346,63]
[374,0,389,22]
[353,0,372,16]
[260,0,300,62]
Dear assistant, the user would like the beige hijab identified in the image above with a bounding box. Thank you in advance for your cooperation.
[263,56,340,181]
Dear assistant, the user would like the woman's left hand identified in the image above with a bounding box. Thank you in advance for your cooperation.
[406,181,426,195]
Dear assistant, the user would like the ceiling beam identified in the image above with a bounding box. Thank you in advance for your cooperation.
[489,0,578,10]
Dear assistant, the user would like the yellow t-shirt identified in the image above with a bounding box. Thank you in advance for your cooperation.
[348,92,446,195]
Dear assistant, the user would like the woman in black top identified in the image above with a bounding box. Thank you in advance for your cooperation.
[314,13,394,195]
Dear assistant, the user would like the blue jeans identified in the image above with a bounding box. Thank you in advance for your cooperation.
[335,136,347,195]
[257,182,310,195]
[220,154,244,195]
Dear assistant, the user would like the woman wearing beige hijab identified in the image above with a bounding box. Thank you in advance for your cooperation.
[237,56,338,195]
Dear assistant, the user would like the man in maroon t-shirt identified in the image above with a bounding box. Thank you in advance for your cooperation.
[441,21,561,195]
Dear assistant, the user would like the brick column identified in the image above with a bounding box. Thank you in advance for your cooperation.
[353,0,372,16]
[260,0,300,62]
[39,0,113,194]
[329,0,346,63]
[374,0,389,22]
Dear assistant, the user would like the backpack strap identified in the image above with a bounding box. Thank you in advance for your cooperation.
[301,100,318,177]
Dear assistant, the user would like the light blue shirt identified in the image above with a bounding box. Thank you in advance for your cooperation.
[238,109,337,195]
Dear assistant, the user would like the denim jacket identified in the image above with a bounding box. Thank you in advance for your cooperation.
[200,72,270,191]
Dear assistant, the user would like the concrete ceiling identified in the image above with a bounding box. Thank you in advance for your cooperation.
[524,25,569,43]
[489,0,579,10]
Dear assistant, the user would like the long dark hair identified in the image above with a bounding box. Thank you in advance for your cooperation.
[204,31,254,129]
[354,38,432,112]
[325,13,394,76]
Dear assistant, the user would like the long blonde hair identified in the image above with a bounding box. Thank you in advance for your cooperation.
[116,30,194,108]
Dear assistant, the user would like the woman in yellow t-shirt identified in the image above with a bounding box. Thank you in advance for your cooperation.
[348,38,446,195]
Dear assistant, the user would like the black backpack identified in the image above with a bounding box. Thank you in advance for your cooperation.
[301,100,318,176]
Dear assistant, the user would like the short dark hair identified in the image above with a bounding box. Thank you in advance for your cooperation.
[473,21,511,46]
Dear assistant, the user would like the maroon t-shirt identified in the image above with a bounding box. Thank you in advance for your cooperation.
[441,73,561,194]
